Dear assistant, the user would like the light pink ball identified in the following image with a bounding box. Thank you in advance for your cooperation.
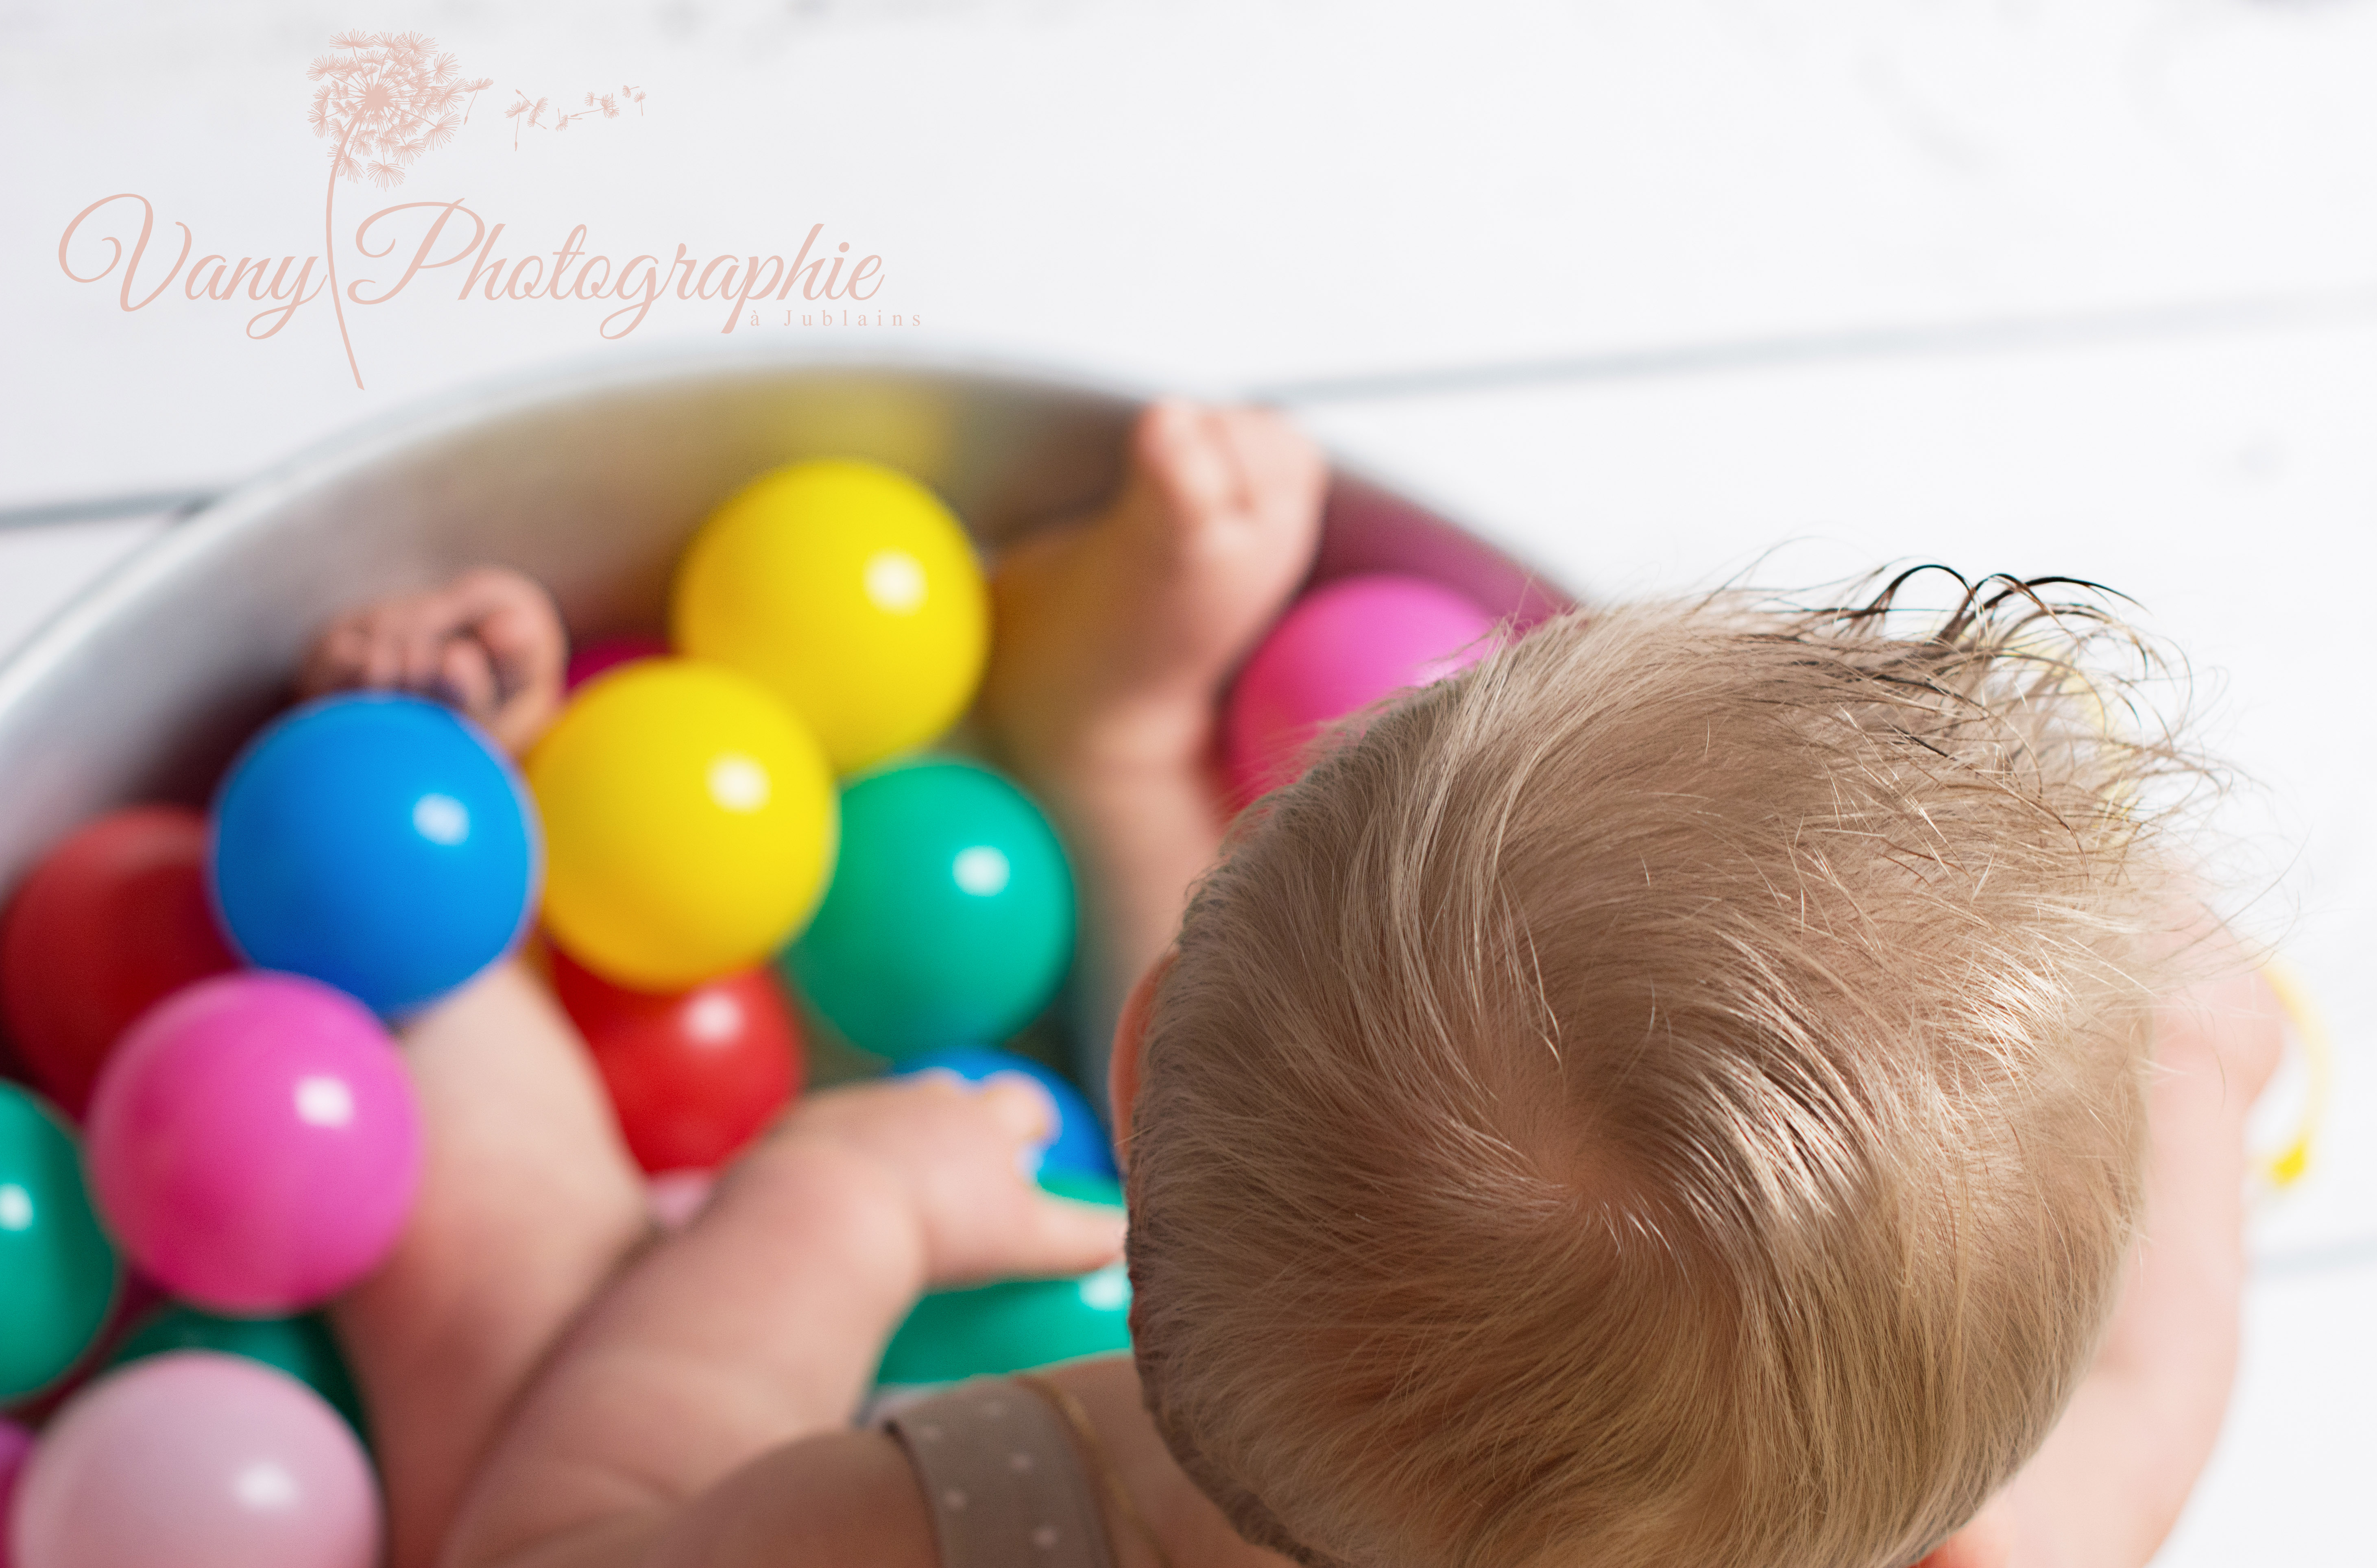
[10,1352,378,1568]
[84,972,421,1314]
[1224,573,1500,801]
[0,1417,34,1568]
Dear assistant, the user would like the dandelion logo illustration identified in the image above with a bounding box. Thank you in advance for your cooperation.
[506,83,646,148]
[307,31,492,388]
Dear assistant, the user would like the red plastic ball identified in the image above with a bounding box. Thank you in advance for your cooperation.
[0,807,240,1118]
[549,949,803,1174]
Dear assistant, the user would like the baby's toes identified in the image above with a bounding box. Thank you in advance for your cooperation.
[297,621,372,697]
[350,613,412,690]
[1131,400,1248,539]
[397,615,458,692]
[1216,408,1329,536]
[475,595,568,704]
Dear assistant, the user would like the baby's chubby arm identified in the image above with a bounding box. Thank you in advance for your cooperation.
[438,1073,1128,1568]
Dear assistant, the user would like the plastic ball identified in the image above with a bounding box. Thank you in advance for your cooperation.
[10,1352,379,1568]
[0,1086,119,1404]
[0,807,240,1118]
[551,950,803,1174]
[672,459,989,773]
[83,973,421,1315]
[785,761,1073,1060]
[210,694,539,1016]
[107,1306,364,1439]
[563,633,669,693]
[1224,573,1499,802]
[893,1047,1114,1181]
[876,1173,1129,1387]
[530,659,838,991]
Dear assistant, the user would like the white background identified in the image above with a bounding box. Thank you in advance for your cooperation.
[4,1,2375,1559]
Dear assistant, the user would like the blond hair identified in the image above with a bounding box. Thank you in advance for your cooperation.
[1128,579,2199,1568]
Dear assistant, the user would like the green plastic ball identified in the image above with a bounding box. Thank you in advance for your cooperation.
[109,1303,367,1438]
[876,1173,1130,1387]
[785,760,1075,1059]
[0,1081,120,1402]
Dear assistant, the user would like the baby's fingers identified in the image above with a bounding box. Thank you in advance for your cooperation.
[912,1177,1127,1294]
[784,1076,1125,1289]
[996,1189,1129,1283]
[923,1077,1125,1285]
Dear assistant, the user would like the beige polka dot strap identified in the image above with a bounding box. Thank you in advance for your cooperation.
[882,1377,1119,1568]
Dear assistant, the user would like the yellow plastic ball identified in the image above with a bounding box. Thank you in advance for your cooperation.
[528,658,837,990]
[671,458,989,774]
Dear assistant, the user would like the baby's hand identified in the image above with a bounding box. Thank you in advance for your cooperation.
[770,1071,1126,1289]
[297,566,567,755]
[439,1074,1125,1568]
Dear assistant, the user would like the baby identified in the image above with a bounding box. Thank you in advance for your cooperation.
[300,404,2278,1568]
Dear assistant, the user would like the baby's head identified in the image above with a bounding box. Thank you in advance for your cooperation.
[1121,586,2196,1568]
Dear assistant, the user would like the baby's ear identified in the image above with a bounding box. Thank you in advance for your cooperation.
[1914,1511,2016,1568]
[1107,951,1174,1145]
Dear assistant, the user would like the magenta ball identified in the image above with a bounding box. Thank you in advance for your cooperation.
[84,973,421,1314]
[1,1416,33,1568]
[1224,573,1499,801]
[564,633,669,692]
[9,1352,378,1568]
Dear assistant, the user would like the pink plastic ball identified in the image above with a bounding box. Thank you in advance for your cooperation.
[1224,573,1499,801]
[1,1416,34,1568]
[9,1352,378,1568]
[564,633,669,692]
[84,973,421,1314]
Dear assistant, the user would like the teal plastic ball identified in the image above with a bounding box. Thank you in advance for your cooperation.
[785,760,1074,1059]
[0,1082,120,1402]
[108,1303,367,1438]
[875,1173,1129,1387]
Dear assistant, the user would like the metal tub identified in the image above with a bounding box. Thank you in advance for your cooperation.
[0,349,1562,903]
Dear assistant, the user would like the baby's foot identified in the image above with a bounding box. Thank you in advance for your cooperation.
[297,566,567,756]
[984,402,1328,801]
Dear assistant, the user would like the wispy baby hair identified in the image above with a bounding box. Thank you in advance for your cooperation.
[1128,573,2201,1568]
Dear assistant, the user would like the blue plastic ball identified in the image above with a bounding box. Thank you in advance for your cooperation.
[893,1046,1116,1181]
[210,694,539,1015]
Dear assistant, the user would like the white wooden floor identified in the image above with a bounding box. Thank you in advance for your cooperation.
[4,2,2374,1559]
